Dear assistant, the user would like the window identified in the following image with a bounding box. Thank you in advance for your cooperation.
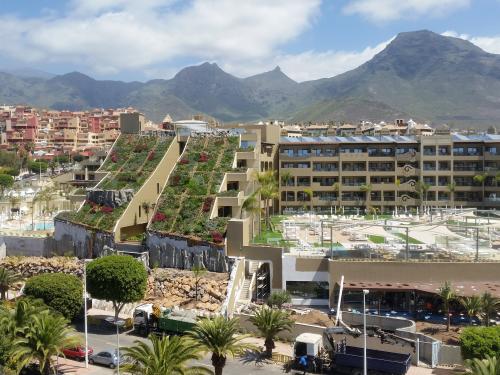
[286,281,329,300]
[297,177,311,186]
[423,146,435,156]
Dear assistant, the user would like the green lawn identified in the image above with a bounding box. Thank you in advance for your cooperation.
[253,229,294,248]
[364,214,393,220]
[394,233,424,244]
[368,235,386,244]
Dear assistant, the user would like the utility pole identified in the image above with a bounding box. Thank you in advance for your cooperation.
[405,227,409,261]
[475,227,479,262]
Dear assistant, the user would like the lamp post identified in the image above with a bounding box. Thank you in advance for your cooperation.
[83,259,91,368]
[363,289,369,375]
[106,317,125,374]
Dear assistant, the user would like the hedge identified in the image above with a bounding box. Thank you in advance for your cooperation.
[460,326,500,359]
[24,273,83,320]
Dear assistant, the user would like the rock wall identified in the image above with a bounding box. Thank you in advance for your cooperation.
[53,218,115,258]
[86,189,134,208]
[0,256,83,278]
[146,232,228,273]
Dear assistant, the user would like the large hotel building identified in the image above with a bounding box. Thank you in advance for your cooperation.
[278,133,500,213]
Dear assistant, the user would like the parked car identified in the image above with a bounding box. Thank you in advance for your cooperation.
[89,350,120,369]
[63,346,93,361]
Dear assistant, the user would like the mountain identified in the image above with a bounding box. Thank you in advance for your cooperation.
[1,30,500,127]
[0,68,55,80]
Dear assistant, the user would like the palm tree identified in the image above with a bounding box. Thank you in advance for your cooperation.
[0,298,48,337]
[459,296,483,325]
[395,178,401,215]
[12,312,80,375]
[241,192,261,237]
[189,316,253,375]
[8,195,20,220]
[447,181,456,209]
[279,171,293,188]
[249,307,293,357]
[0,267,21,300]
[464,355,499,375]
[332,182,341,213]
[360,183,372,214]
[480,292,500,326]
[141,202,152,222]
[416,181,431,213]
[438,281,456,331]
[473,173,488,205]
[192,265,207,301]
[303,188,313,212]
[255,171,278,231]
[121,334,211,375]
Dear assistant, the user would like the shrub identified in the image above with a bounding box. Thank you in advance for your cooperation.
[100,206,114,213]
[267,291,292,309]
[153,212,166,222]
[24,273,83,320]
[460,326,500,359]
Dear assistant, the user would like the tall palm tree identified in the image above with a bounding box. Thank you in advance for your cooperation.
[12,312,80,375]
[395,178,401,215]
[360,183,372,214]
[303,188,313,212]
[416,181,431,213]
[447,181,456,209]
[121,334,211,375]
[141,202,152,222]
[241,192,261,237]
[0,298,48,337]
[459,296,483,325]
[8,195,20,220]
[438,281,456,331]
[473,173,488,205]
[249,307,293,357]
[332,182,341,213]
[0,267,21,300]
[464,355,499,375]
[255,171,278,231]
[189,316,253,375]
[480,292,500,326]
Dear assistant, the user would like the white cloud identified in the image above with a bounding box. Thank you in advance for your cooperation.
[343,0,470,22]
[0,0,321,76]
[442,31,500,54]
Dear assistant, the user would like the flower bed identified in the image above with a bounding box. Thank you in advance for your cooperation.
[150,136,239,245]
[64,135,173,231]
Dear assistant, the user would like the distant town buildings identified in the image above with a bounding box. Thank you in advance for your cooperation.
[0,105,149,158]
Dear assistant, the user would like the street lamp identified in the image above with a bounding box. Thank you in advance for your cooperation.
[83,259,91,368]
[362,289,369,375]
[105,317,125,375]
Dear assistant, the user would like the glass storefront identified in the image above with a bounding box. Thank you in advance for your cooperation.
[286,281,329,300]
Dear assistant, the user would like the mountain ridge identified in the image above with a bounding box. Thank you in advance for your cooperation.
[1,30,500,127]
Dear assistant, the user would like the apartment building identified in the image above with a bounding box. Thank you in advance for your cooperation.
[278,133,500,213]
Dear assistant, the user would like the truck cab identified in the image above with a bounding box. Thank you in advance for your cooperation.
[294,333,324,372]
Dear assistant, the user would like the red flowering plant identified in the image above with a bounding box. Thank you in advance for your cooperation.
[110,152,118,163]
[211,231,224,243]
[147,150,155,161]
[179,158,189,165]
[202,197,213,212]
[198,152,209,162]
[153,212,166,222]
[100,206,114,214]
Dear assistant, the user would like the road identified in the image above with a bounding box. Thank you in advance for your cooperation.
[72,325,287,375]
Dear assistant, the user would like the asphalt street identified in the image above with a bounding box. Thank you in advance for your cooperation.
[75,326,288,375]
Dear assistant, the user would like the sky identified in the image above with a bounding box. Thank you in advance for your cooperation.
[1,0,500,82]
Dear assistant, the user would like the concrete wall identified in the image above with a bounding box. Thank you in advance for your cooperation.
[120,113,143,134]
[439,345,463,365]
[0,235,51,257]
[146,232,228,272]
[115,137,178,241]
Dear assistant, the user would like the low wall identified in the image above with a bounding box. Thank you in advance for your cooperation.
[439,345,463,365]
[1,235,48,257]
[221,257,245,318]
[341,311,416,333]
[53,218,115,258]
[146,232,228,272]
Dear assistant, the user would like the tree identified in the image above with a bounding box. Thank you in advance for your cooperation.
[255,171,278,231]
[11,312,80,375]
[480,292,500,327]
[266,290,291,309]
[24,273,83,320]
[141,202,152,222]
[189,316,252,375]
[303,188,313,212]
[438,281,456,331]
[192,265,207,301]
[241,192,260,238]
[48,159,57,175]
[464,355,500,375]
[8,195,20,220]
[474,173,488,205]
[0,298,49,338]
[395,178,401,215]
[416,181,431,212]
[460,326,500,359]
[249,307,293,357]
[121,334,211,375]
[0,267,21,300]
[86,255,147,321]
[460,296,483,325]
[28,160,48,174]
[447,181,456,209]
[332,182,341,212]
[360,183,372,213]
[0,174,14,196]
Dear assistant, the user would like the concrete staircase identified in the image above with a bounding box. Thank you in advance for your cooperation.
[237,261,259,307]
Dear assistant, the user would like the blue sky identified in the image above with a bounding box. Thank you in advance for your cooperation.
[1,0,500,82]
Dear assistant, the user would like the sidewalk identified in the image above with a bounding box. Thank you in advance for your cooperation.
[241,336,294,357]
[54,358,108,375]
